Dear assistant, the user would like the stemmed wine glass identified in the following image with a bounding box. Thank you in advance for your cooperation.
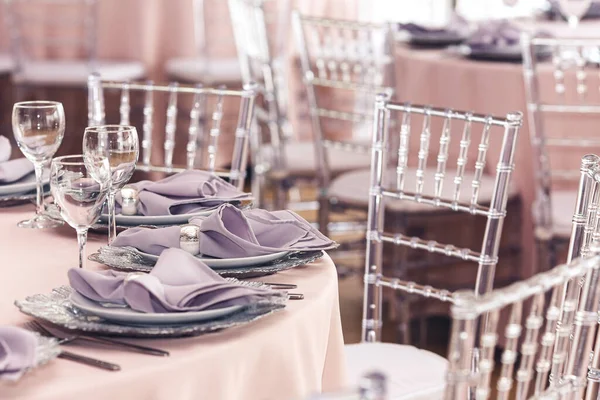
[559,0,592,28]
[83,125,139,243]
[50,155,109,269]
[12,101,65,229]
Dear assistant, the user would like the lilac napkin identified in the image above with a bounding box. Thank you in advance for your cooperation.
[548,0,600,18]
[68,248,275,313]
[398,14,468,37]
[0,135,35,184]
[467,20,521,51]
[111,204,338,257]
[0,326,37,380]
[115,170,252,216]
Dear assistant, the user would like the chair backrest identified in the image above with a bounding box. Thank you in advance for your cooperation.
[4,0,97,69]
[522,34,600,239]
[87,73,257,190]
[445,250,600,400]
[362,94,522,342]
[228,0,292,172]
[292,11,396,187]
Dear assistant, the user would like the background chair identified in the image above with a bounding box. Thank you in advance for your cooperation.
[87,73,257,189]
[165,0,241,86]
[292,12,395,261]
[307,371,387,400]
[228,0,292,209]
[522,34,600,272]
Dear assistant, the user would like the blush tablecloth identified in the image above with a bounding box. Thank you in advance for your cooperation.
[393,19,600,281]
[0,205,346,400]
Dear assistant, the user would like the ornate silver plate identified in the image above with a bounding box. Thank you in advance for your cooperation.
[89,246,325,278]
[15,286,287,338]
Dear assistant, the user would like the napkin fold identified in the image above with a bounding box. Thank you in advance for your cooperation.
[111,203,338,258]
[115,170,252,216]
[467,20,521,51]
[0,326,37,380]
[68,248,275,313]
[0,136,35,184]
[548,0,600,19]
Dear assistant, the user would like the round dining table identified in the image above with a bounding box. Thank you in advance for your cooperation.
[0,205,346,400]
[393,18,600,279]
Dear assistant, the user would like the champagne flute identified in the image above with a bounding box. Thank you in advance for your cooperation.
[559,0,592,28]
[50,155,109,269]
[12,101,65,229]
[83,125,139,243]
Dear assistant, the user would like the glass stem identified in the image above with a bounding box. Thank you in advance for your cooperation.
[34,163,44,215]
[76,229,88,269]
[107,190,117,245]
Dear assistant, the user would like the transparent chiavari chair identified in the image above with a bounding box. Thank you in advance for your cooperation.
[4,0,145,87]
[445,248,600,400]
[87,73,257,189]
[344,95,522,398]
[292,11,395,239]
[165,0,241,85]
[227,0,292,209]
[522,33,600,272]
[307,371,387,400]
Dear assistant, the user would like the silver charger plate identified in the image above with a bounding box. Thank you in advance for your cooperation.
[131,248,290,269]
[408,32,466,47]
[15,286,287,338]
[89,246,325,279]
[69,292,244,325]
[0,171,50,196]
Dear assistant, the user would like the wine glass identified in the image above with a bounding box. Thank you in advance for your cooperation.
[559,0,592,28]
[12,101,65,229]
[50,155,109,269]
[83,125,139,244]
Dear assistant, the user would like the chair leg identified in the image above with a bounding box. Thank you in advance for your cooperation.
[273,181,288,210]
[536,237,554,273]
[252,169,266,209]
[418,316,428,347]
[318,194,330,237]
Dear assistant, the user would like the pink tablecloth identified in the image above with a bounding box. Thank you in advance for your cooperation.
[0,205,346,400]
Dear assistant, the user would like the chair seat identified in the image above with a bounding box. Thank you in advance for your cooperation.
[329,167,518,213]
[551,189,576,238]
[16,60,146,86]
[260,141,372,178]
[345,342,447,400]
[165,57,242,83]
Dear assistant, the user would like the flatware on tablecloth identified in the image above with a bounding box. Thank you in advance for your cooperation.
[26,319,169,357]
[24,322,120,371]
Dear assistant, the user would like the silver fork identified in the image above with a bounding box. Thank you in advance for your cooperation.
[24,321,121,371]
[27,320,169,357]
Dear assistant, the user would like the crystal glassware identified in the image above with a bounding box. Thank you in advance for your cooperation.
[83,125,139,244]
[50,155,109,269]
[559,0,592,28]
[12,101,65,229]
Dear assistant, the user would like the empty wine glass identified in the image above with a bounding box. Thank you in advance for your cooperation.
[83,125,139,243]
[559,0,592,28]
[50,155,109,269]
[12,101,65,229]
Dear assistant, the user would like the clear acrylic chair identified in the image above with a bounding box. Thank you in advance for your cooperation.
[87,73,257,190]
[292,11,396,237]
[227,0,292,209]
[5,0,145,86]
[445,248,600,400]
[522,33,600,272]
[165,0,242,85]
[344,94,522,397]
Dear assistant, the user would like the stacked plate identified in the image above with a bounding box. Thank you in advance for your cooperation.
[0,172,49,207]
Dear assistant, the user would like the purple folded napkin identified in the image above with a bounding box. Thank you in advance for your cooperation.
[398,14,468,37]
[549,0,600,18]
[467,20,522,51]
[0,135,35,184]
[111,204,338,257]
[0,326,37,380]
[115,170,252,216]
[68,248,275,313]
